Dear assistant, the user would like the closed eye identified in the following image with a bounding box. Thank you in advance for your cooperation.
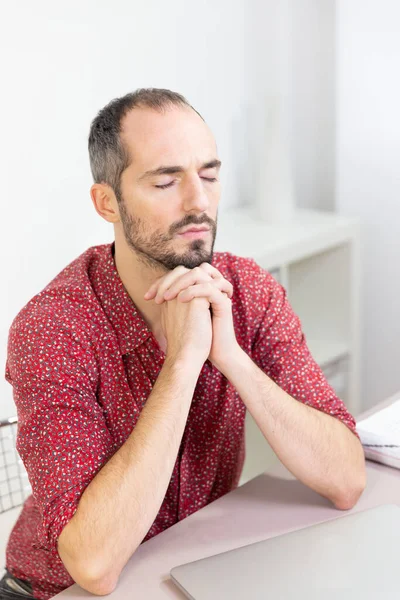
[155,177,218,190]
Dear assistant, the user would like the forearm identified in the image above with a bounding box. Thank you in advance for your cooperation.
[218,349,366,509]
[58,355,200,595]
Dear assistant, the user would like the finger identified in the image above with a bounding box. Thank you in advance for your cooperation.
[166,273,232,301]
[198,263,234,298]
[163,267,213,301]
[144,276,164,300]
[144,266,188,302]
[178,283,232,311]
[153,266,200,304]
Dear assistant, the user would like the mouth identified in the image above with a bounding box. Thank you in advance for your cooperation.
[177,228,210,239]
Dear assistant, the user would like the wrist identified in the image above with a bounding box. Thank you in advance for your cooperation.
[211,344,247,376]
[163,352,205,379]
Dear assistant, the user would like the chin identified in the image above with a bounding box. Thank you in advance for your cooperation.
[161,245,213,271]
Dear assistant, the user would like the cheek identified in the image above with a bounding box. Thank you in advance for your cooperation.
[147,211,175,237]
[210,184,221,206]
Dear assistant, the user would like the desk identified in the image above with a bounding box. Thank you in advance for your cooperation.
[55,393,400,599]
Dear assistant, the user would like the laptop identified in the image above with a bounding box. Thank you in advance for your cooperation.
[170,504,400,599]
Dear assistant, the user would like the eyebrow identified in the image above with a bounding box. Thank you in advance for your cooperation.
[138,159,222,181]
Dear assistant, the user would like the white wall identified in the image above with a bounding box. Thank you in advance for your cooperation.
[240,0,337,213]
[291,0,336,212]
[1,1,337,418]
[0,0,251,418]
[337,0,400,408]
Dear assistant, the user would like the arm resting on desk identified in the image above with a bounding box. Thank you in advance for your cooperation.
[217,348,366,510]
[58,356,200,596]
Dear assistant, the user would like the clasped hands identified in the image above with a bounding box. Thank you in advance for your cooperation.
[144,263,239,369]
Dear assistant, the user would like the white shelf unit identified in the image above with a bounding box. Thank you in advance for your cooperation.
[214,207,361,484]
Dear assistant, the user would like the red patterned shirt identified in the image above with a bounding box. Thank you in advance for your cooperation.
[5,243,357,599]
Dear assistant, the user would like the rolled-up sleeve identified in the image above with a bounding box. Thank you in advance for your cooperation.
[251,268,358,436]
[5,304,115,554]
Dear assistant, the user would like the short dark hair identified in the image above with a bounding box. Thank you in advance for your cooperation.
[88,88,203,202]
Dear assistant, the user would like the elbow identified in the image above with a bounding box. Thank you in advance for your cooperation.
[72,564,120,596]
[58,527,125,595]
[333,466,367,511]
[59,545,120,596]
[78,575,118,596]
[333,492,361,511]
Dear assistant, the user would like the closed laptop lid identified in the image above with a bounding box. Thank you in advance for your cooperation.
[170,504,400,600]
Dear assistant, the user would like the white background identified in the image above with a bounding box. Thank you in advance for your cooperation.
[2,0,396,417]
[337,0,400,409]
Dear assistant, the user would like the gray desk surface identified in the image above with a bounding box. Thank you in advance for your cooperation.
[55,393,400,599]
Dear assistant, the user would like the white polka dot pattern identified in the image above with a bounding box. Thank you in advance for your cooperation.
[3,243,357,599]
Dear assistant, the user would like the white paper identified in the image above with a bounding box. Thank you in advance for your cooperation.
[356,400,400,468]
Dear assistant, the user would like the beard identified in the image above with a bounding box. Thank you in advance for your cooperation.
[118,197,218,272]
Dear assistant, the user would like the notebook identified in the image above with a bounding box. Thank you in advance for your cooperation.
[356,399,400,469]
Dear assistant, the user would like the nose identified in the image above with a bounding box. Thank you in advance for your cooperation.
[182,175,210,214]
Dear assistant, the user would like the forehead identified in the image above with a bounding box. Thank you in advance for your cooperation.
[120,105,217,172]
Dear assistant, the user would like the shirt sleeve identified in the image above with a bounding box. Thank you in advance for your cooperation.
[250,267,358,436]
[5,304,116,554]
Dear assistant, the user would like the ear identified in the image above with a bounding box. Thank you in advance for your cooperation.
[90,183,121,223]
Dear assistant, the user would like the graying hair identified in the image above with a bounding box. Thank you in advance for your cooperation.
[88,88,203,202]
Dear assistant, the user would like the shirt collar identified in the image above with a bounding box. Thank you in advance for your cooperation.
[94,242,153,355]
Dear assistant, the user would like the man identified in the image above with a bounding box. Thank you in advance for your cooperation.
[2,88,366,600]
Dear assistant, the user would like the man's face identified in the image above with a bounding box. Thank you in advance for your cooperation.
[116,105,221,271]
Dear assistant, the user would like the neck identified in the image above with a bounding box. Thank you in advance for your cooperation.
[113,238,166,335]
